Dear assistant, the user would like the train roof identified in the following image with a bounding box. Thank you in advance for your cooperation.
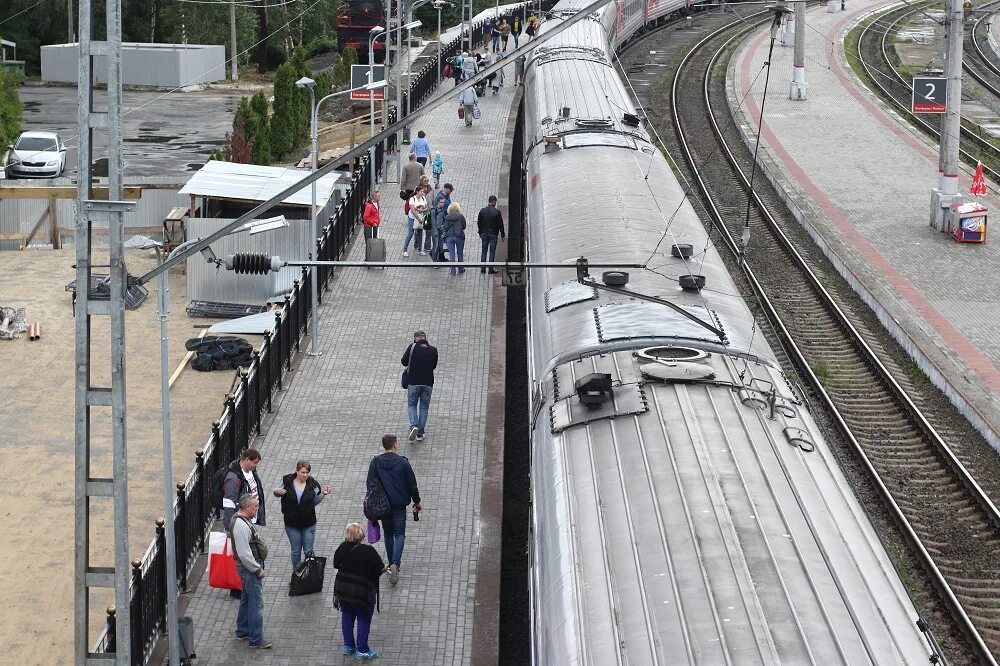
[530,348,931,664]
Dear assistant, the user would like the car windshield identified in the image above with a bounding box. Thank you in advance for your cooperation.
[15,137,58,152]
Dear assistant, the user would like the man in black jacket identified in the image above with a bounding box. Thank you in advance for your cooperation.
[476,195,506,274]
[401,330,438,441]
[367,434,422,585]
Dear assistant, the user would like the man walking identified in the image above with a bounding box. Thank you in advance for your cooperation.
[476,195,506,273]
[401,330,437,441]
[367,434,422,586]
[401,152,423,201]
[231,493,272,648]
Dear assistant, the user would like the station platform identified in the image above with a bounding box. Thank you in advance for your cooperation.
[178,69,519,663]
[729,0,1000,450]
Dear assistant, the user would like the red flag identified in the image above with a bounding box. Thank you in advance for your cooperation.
[970,161,987,196]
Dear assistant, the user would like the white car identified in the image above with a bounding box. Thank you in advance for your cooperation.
[6,131,67,178]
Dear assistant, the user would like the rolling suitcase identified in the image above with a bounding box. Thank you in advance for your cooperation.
[365,227,386,265]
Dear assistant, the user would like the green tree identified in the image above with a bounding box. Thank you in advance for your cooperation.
[270,62,298,159]
[315,71,332,102]
[246,92,272,166]
[0,70,24,149]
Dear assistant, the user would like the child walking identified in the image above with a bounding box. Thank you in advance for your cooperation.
[431,151,444,189]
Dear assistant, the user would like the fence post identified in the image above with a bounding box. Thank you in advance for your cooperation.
[239,367,250,450]
[195,449,207,552]
[285,292,295,357]
[316,237,326,296]
[273,311,284,389]
[175,482,188,591]
[130,559,143,665]
[155,518,166,635]
[226,394,237,459]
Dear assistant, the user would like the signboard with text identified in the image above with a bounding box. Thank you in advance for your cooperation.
[350,65,386,100]
[912,76,947,113]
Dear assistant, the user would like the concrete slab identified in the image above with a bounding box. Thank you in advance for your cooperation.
[728,0,1000,449]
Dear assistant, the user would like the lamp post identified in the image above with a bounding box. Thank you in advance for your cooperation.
[297,78,388,356]
[378,19,422,183]
[404,3,431,126]
[433,1,451,87]
[370,27,388,194]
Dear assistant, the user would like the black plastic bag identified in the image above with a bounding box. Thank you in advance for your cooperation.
[289,555,326,596]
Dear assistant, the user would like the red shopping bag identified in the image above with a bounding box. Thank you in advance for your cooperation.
[208,533,243,591]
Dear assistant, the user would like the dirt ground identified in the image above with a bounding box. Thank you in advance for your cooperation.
[0,248,261,664]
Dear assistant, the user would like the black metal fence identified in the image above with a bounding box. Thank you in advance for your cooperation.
[95,16,510,663]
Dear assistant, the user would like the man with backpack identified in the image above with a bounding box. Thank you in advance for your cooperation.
[366,434,422,586]
[218,448,267,529]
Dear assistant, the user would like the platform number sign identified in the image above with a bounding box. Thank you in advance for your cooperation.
[502,265,526,287]
[912,76,947,114]
[350,65,386,100]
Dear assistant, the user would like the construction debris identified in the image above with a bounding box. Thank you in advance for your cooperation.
[0,307,28,340]
[186,336,254,371]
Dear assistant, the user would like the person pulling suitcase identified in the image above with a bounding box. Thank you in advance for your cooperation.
[363,193,386,267]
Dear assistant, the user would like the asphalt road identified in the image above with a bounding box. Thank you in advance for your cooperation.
[14,85,246,181]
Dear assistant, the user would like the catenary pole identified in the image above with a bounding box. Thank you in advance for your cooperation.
[930,0,965,229]
[789,0,806,100]
[230,0,239,81]
[139,0,617,285]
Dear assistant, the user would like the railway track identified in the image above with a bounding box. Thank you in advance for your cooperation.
[622,11,1000,663]
[855,1,1000,184]
[967,1,1000,97]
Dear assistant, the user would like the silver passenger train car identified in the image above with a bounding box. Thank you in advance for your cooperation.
[522,1,934,663]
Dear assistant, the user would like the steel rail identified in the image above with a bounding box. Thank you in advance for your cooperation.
[671,15,998,664]
[857,2,1000,183]
[968,3,1000,98]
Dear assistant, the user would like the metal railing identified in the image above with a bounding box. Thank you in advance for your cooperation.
[97,22,485,663]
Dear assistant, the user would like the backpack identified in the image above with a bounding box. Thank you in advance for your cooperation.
[443,63,453,78]
[404,198,411,215]
[363,458,392,521]
[211,461,238,509]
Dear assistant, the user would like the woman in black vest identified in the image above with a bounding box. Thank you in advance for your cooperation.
[272,460,332,567]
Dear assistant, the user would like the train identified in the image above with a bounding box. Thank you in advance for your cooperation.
[521,1,938,663]
[336,0,389,62]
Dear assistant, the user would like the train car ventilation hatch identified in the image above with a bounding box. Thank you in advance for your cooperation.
[550,382,648,434]
[640,362,715,383]
[783,427,815,452]
[593,302,728,345]
[545,280,599,313]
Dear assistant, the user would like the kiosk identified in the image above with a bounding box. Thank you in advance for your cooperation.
[945,201,988,243]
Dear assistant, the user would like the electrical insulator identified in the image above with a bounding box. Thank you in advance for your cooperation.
[225,252,284,274]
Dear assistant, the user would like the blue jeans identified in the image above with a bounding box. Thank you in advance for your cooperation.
[480,233,498,264]
[285,524,316,568]
[235,563,264,645]
[341,594,376,652]
[407,384,433,433]
[446,236,465,275]
[403,217,423,252]
[381,506,407,566]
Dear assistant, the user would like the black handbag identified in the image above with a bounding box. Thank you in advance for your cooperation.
[288,553,326,596]
[401,342,415,389]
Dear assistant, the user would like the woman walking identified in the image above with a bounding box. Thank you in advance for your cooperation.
[272,460,332,568]
[512,16,521,48]
[334,522,386,660]
[442,201,467,276]
[403,185,429,256]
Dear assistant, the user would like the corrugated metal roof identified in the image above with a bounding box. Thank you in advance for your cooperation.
[178,160,347,208]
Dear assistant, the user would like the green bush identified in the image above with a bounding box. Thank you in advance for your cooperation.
[305,34,338,60]
[270,63,298,159]
[247,92,272,165]
[0,70,24,150]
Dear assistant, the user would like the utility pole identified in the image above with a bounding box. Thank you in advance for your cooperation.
[396,0,403,183]
[231,0,239,81]
[76,0,134,663]
[789,0,806,99]
[68,0,74,42]
[930,0,965,230]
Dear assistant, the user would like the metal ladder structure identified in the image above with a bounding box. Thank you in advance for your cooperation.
[74,0,134,662]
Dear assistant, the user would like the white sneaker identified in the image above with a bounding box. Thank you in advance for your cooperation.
[408,426,419,442]
[388,564,399,586]
[402,251,409,257]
